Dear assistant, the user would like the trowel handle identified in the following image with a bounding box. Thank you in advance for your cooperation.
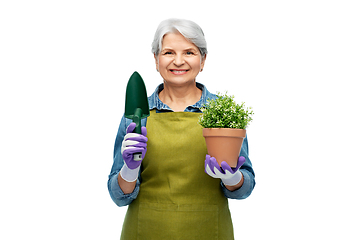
[133,153,142,161]
[133,108,143,161]
[133,108,143,134]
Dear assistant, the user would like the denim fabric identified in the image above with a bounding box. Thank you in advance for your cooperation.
[108,83,255,207]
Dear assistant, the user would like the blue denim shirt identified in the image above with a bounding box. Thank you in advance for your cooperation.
[108,83,256,207]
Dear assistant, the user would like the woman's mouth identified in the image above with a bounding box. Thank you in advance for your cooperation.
[170,69,189,75]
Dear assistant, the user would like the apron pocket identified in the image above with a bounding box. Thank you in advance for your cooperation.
[138,202,219,240]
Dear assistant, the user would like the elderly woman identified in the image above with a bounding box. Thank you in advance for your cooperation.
[108,18,255,240]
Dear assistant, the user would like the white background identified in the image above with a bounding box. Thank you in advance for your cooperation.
[1,0,359,239]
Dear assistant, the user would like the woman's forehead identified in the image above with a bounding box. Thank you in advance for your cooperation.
[161,32,197,49]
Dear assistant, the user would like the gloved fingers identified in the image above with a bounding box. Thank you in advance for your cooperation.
[122,146,146,155]
[237,156,246,169]
[220,161,235,174]
[141,126,147,136]
[205,155,215,176]
[212,164,224,176]
[126,123,148,137]
[205,155,224,176]
[122,140,147,154]
[205,164,217,178]
[210,157,224,174]
[205,155,212,171]
[122,146,147,167]
[214,163,238,180]
[124,133,148,143]
[122,133,147,155]
[205,155,243,183]
[205,155,215,174]
[122,147,143,169]
[123,140,147,149]
[220,156,246,173]
[126,122,137,134]
[141,149,147,159]
[121,124,148,169]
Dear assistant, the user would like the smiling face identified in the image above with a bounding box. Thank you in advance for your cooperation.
[155,31,206,86]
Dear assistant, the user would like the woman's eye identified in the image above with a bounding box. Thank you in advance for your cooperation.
[164,52,173,55]
[186,51,194,55]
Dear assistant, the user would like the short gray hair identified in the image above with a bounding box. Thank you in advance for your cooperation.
[152,18,207,58]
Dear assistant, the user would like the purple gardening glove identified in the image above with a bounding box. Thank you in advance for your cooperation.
[121,122,148,169]
[205,155,246,186]
[120,122,147,182]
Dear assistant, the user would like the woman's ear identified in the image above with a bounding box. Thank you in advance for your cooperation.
[154,54,159,71]
[200,54,207,71]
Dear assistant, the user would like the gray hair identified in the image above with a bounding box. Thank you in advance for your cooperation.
[151,18,208,58]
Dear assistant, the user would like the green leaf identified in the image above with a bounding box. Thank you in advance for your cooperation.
[198,92,254,129]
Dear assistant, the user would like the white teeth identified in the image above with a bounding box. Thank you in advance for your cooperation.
[172,70,186,73]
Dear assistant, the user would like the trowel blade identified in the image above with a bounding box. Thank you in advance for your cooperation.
[124,71,149,134]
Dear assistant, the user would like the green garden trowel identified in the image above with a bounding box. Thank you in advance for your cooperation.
[124,71,150,161]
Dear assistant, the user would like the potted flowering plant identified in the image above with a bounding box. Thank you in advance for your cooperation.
[199,92,254,168]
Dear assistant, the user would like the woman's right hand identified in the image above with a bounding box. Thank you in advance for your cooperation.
[121,122,148,169]
[120,122,147,183]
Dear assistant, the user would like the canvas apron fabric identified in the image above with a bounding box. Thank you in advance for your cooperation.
[120,110,234,240]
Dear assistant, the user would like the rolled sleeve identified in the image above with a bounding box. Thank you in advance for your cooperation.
[108,173,140,207]
[221,169,255,199]
[107,115,146,207]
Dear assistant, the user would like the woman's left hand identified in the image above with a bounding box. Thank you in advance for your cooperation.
[205,155,245,186]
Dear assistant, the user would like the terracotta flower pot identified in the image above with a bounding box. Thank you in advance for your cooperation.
[203,128,246,168]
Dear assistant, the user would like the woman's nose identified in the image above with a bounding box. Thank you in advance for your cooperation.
[173,54,185,66]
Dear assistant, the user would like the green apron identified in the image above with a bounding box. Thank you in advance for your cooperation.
[120,110,234,240]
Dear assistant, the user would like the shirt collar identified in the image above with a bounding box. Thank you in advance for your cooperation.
[148,82,217,112]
